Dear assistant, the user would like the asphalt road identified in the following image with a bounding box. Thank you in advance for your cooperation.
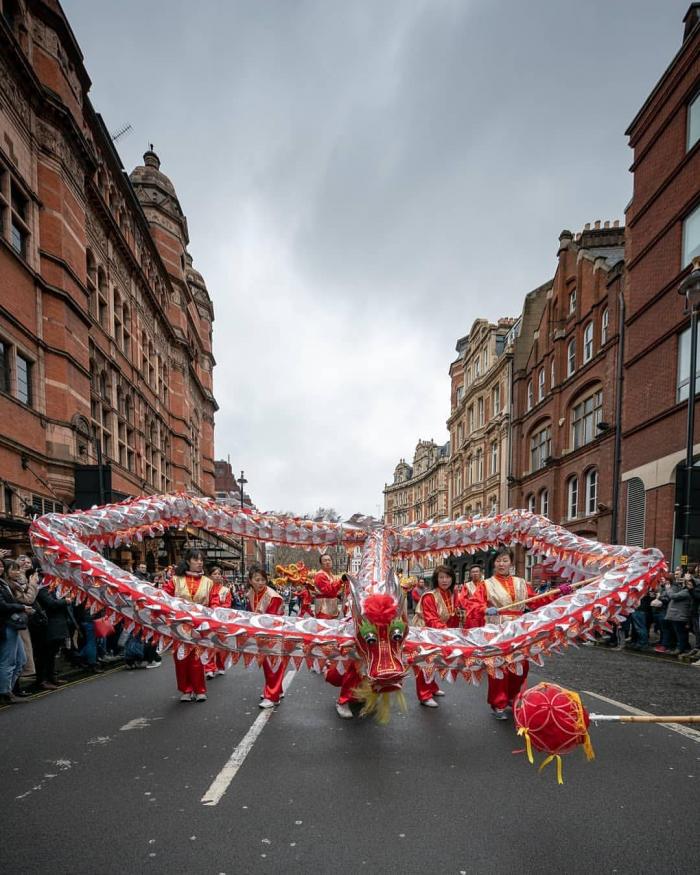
[1,647,698,875]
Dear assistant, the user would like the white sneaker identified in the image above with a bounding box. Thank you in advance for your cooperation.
[259,698,277,709]
[692,659,700,666]
[195,693,207,702]
[205,672,216,680]
[433,690,446,697]
[146,661,161,669]
[492,708,509,720]
[335,702,353,719]
[180,693,194,702]
[420,698,438,708]
[215,669,226,676]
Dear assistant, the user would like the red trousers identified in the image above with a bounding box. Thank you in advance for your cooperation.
[325,663,362,704]
[173,650,207,695]
[204,651,228,674]
[487,661,529,710]
[262,658,285,702]
[415,673,440,702]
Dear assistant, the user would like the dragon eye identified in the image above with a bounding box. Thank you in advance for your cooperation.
[363,631,378,645]
[391,628,404,642]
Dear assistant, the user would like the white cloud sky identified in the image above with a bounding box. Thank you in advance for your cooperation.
[63,0,689,516]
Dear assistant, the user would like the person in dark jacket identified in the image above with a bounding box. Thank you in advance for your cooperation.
[0,561,31,705]
[663,577,692,655]
[34,581,72,690]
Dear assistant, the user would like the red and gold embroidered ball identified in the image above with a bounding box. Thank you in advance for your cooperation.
[514,682,591,755]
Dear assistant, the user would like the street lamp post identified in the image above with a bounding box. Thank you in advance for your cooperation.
[678,258,700,564]
[239,469,248,583]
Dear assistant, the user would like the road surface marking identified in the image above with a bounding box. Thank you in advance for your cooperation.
[583,691,700,743]
[201,670,297,807]
[119,716,163,731]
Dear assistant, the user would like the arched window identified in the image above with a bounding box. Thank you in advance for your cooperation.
[527,380,534,410]
[585,468,598,515]
[568,289,577,314]
[550,358,556,388]
[527,494,536,513]
[567,339,576,377]
[567,476,578,520]
[538,368,545,401]
[625,477,645,547]
[540,488,549,517]
[583,322,594,363]
[572,389,603,449]
[601,308,609,345]
[530,424,551,471]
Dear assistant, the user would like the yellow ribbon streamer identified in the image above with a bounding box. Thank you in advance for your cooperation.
[538,754,564,785]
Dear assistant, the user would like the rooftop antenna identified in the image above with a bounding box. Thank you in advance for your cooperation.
[111,123,133,143]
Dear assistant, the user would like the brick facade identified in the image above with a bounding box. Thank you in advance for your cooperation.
[509,225,623,563]
[621,5,700,563]
[0,1,216,550]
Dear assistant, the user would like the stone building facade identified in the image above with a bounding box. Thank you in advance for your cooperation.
[383,439,449,528]
[447,318,515,522]
[509,224,624,572]
[0,1,216,550]
[620,5,700,564]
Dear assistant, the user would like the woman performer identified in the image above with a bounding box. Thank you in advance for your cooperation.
[162,549,219,702]
[205,566,231,679]
[413,565,459,708]
[479,547,571,719]
[247,564,286,709]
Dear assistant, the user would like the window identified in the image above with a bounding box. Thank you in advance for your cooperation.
[468,405,474,432]
[583,322,594,363]
[490,440,498,475]
[457,423,463,446]
[456,385,464,405]
[538,368,545,402]
[474,357,481,378]
[527,380,534,410]
[455,467,462,496]
[475,449,483,482]
[572,390,603,449]
[492,384,500,415]
[540,488,549,517]
[568,289,577,314]
[16,354,31,405]
[478,396,484,426]
[683,203,700,266]
[677,323,700,401]
[585,469,598,515]
[0,340,9,393]
[490,497,497,515]
[567,339,576,377]
[601,308,609,345]
[466,456,473,485]
[550,358,555,388]
[527,494,536,513]
[567,476,578,520]
[530,426,551,472]
[689,91,700,152]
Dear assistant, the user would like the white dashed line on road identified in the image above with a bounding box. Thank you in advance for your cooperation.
[201,670,297,807]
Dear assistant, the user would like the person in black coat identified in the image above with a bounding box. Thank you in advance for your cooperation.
[33,582,72,690]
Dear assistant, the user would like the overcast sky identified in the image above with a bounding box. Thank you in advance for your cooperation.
[64,0,689,518]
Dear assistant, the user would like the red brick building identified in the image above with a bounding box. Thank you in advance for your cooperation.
[509,224,624,574]
[0,1,216,551]
[621,4,700,563]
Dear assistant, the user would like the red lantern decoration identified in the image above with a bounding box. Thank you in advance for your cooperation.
[513,682,595,784]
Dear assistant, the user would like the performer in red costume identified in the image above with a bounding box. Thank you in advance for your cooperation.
[205,567,231,679]
[455,564,486,630]
[314,553,362,719]
[413,565,459,707]
[296,585,313,617]
[479,547,571,719]
[248,564,287,709]
[163,549,220,702]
